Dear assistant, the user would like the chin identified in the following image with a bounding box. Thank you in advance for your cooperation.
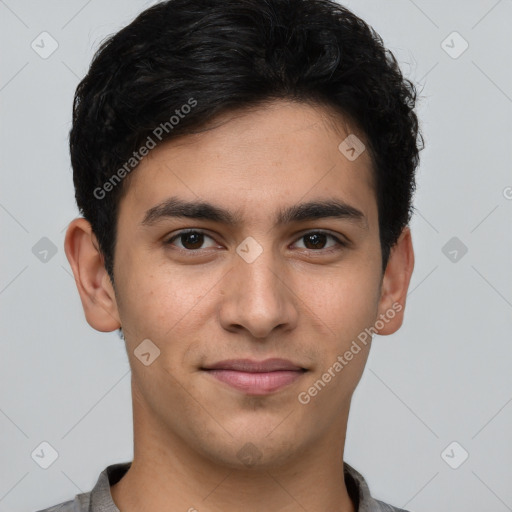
[197,431,301,471]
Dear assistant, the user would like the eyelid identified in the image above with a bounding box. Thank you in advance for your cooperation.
[292,229,349,245]
[291,230,348,252]
[165,229,219,248]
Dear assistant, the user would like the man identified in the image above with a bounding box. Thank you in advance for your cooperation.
[40,0,422,510]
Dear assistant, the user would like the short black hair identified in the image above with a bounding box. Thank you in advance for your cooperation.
[70,0,423,287]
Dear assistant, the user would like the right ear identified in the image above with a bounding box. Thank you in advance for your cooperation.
[64,217,121,332]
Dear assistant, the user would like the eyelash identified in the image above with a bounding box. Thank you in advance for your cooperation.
[164,229,348,255]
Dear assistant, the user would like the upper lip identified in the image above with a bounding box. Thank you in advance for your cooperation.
[202,358,305,372]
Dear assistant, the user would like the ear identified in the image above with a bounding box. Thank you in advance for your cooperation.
[64,217,121,332]
[374,226,415,335]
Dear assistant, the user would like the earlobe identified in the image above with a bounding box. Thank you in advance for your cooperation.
[375,226,415,336]
[64,217,121,332]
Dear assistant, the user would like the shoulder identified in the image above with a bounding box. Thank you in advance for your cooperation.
[34,497,85,512]
[373,498,411,512]
[34,484,93,512]
[34,461,130,512]
[343,462,411,512]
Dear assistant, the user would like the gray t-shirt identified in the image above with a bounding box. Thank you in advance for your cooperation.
[36,461,410,512]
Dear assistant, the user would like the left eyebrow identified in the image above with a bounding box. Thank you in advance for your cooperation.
[140,196,368,230]
[276,199,368,230]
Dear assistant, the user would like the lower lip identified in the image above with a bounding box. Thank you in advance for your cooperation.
[205,369,305,395]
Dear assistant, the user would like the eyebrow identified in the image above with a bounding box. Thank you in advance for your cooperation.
[140,196,368,230]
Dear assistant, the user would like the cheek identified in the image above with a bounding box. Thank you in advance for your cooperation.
[116,257,220,354]
[299,264,380,346]
[296,269,378,410]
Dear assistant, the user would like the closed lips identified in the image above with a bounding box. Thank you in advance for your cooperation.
[201,358,308,395]
[202,358,306,372]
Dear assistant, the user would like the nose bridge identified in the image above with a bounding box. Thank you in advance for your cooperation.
[239,243,280,297]
[218,237,297,337]
[237,238,284,307]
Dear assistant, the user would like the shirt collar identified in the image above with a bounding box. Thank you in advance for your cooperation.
[89,460,401,512]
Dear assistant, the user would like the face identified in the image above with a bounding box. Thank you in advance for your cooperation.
[67,99,413,470]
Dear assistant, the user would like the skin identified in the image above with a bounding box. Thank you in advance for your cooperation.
[64,99,414,512]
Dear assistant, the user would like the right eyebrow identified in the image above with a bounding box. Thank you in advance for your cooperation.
[141,197,240,227]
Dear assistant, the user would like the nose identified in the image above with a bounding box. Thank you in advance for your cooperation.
[217,244,299,339]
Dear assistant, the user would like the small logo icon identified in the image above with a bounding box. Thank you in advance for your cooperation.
[32,237,58,263]
[236,442,263,467]
[442,236,468,263]
[31,32,59,59]
[134,338,161,366]
[441,31,468,59]
[338,134,366,161]
[31,441,59,469]
[236,236,263,263]
[441,441,469,469]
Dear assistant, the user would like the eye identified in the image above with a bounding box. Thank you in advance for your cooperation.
[293,231,346,251]
[164,229,347,254]
[165,230,218,250]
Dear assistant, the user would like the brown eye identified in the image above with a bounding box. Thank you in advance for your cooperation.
[294,231,345,251]
[166,230,217,250]
[303,233,327,249]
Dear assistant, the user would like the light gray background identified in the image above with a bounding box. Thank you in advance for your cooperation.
[1,0,511,511]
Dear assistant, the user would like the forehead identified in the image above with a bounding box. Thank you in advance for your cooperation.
[118,99,376,228]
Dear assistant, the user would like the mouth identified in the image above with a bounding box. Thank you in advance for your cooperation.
[201,358,307,395]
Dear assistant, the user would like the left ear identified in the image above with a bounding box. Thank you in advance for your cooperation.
[375,226,415,335]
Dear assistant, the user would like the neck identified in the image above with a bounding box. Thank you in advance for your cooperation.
[111,386,356,512]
